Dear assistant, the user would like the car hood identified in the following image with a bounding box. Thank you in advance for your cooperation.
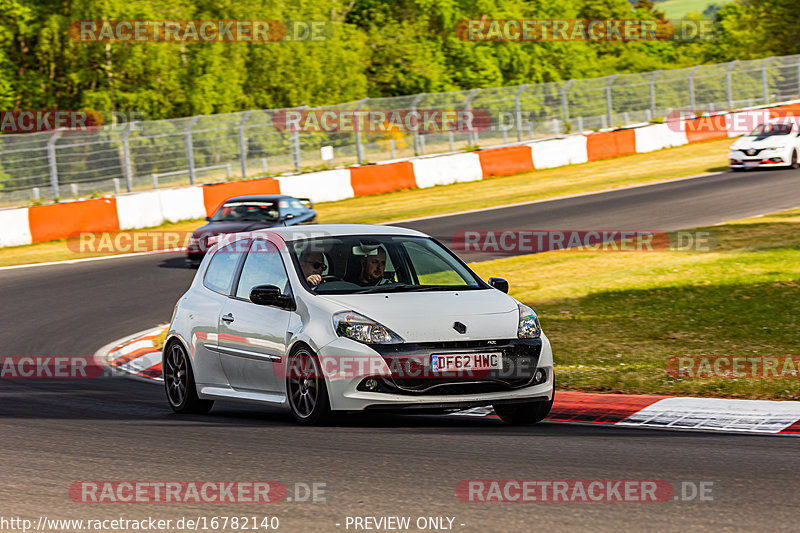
[193,220,280,236]
[731,136,790,149]
[318,289,520,342]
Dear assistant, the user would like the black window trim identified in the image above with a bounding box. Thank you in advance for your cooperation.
[230,237,296,308]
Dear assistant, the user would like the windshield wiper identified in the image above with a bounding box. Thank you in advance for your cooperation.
[353,284,415,294]
[353,284,475,294]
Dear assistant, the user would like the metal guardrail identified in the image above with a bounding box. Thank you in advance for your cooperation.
[1,54,799,207]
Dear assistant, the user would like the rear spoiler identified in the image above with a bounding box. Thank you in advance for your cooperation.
[297,197,314,209]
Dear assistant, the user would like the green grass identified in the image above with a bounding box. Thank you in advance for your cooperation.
[470,209,800,400]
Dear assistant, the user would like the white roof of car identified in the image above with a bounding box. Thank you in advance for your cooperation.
[255,224,428,241]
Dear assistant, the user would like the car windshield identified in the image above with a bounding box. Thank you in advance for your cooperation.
[747,123,793,137]
[289,235,484,294]
[211,201,279,222]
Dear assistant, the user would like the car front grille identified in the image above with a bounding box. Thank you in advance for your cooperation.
[371,339,542,395]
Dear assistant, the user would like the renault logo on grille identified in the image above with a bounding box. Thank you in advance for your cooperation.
[453,321,467,334]
[746,149,757,156]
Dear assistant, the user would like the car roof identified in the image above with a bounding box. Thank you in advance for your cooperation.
[222,195,301,203]
[250,224,428,242]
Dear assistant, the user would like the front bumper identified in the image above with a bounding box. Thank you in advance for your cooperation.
[729,149,792,169]
[317,333,554,411]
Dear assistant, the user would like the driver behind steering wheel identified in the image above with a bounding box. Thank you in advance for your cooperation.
[300,251,327,286]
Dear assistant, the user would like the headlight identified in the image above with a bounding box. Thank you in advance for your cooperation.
[769,146,786,151]
[333,311,403,345]
[517,303,541,339]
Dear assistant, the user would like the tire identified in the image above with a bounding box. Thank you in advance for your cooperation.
[493,395,554,425]
[163,341,214,414]
[286,346,333,425]
[791,150,799,169]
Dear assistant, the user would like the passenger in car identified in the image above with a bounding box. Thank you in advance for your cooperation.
[356,250,386,286]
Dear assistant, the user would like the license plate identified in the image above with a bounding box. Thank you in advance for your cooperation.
[431,353,502,372]
[744,161,760,168]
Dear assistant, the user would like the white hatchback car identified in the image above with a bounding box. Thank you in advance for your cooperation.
[729,119,800,170]
[163,225,554,425]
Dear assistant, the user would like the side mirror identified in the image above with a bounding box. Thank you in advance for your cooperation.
[204,216,212,222]
[488,277,509,293]
[250,285,294,309]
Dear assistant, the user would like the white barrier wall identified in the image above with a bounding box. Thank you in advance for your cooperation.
[633,123,689,153]
[410,153,482,188]
[116,191,165,230]
[159,187,206,222]
[278,169,354,203]
[528,136,588,169]
[0,208,32,247]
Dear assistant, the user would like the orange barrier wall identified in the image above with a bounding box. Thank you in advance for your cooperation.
[684,116,729,143]
[202,178,281,217]
[769,104,800,117]
[585,129,636,161]
[477,145,534,178]
[350,162,417,196]
[28,198,119,243]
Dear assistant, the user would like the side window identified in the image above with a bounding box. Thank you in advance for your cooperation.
[236,239,290,300]
[204,240,250,295]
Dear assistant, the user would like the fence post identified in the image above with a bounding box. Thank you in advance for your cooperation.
[797,58,800,97]
[561,79,574,128]
[605,74,617,128]
[649,70,661,118]
[185,116,200,185]
[514,84,528,142]
[121,121,135,192]
[290,105,307,172]
[411,93,425,156]
[238,110,252,179]
[688,65,700,110]
[726,60,739,109]
[354,97,369,165]
[464,88,480,146]
[47,131,63,198]
[762,56,774,104]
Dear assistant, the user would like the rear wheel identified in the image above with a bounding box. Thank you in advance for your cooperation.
[286,347,333,425]
[493,395,554,425]
[164,341,214,414]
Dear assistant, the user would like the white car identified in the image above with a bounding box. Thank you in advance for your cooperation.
[729,119,800,170]
[163,224,554,425]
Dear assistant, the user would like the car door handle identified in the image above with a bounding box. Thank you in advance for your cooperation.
[221,313,234,323]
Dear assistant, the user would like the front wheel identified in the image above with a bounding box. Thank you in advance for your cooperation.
[164,341,214,414]
[791,150,799,169]
[286,347,333,425]
[493,395,554,425]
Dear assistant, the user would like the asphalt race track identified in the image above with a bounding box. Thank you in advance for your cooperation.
[2,168,800,532]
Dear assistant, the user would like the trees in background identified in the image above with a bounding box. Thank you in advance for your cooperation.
[0,0,792,118]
